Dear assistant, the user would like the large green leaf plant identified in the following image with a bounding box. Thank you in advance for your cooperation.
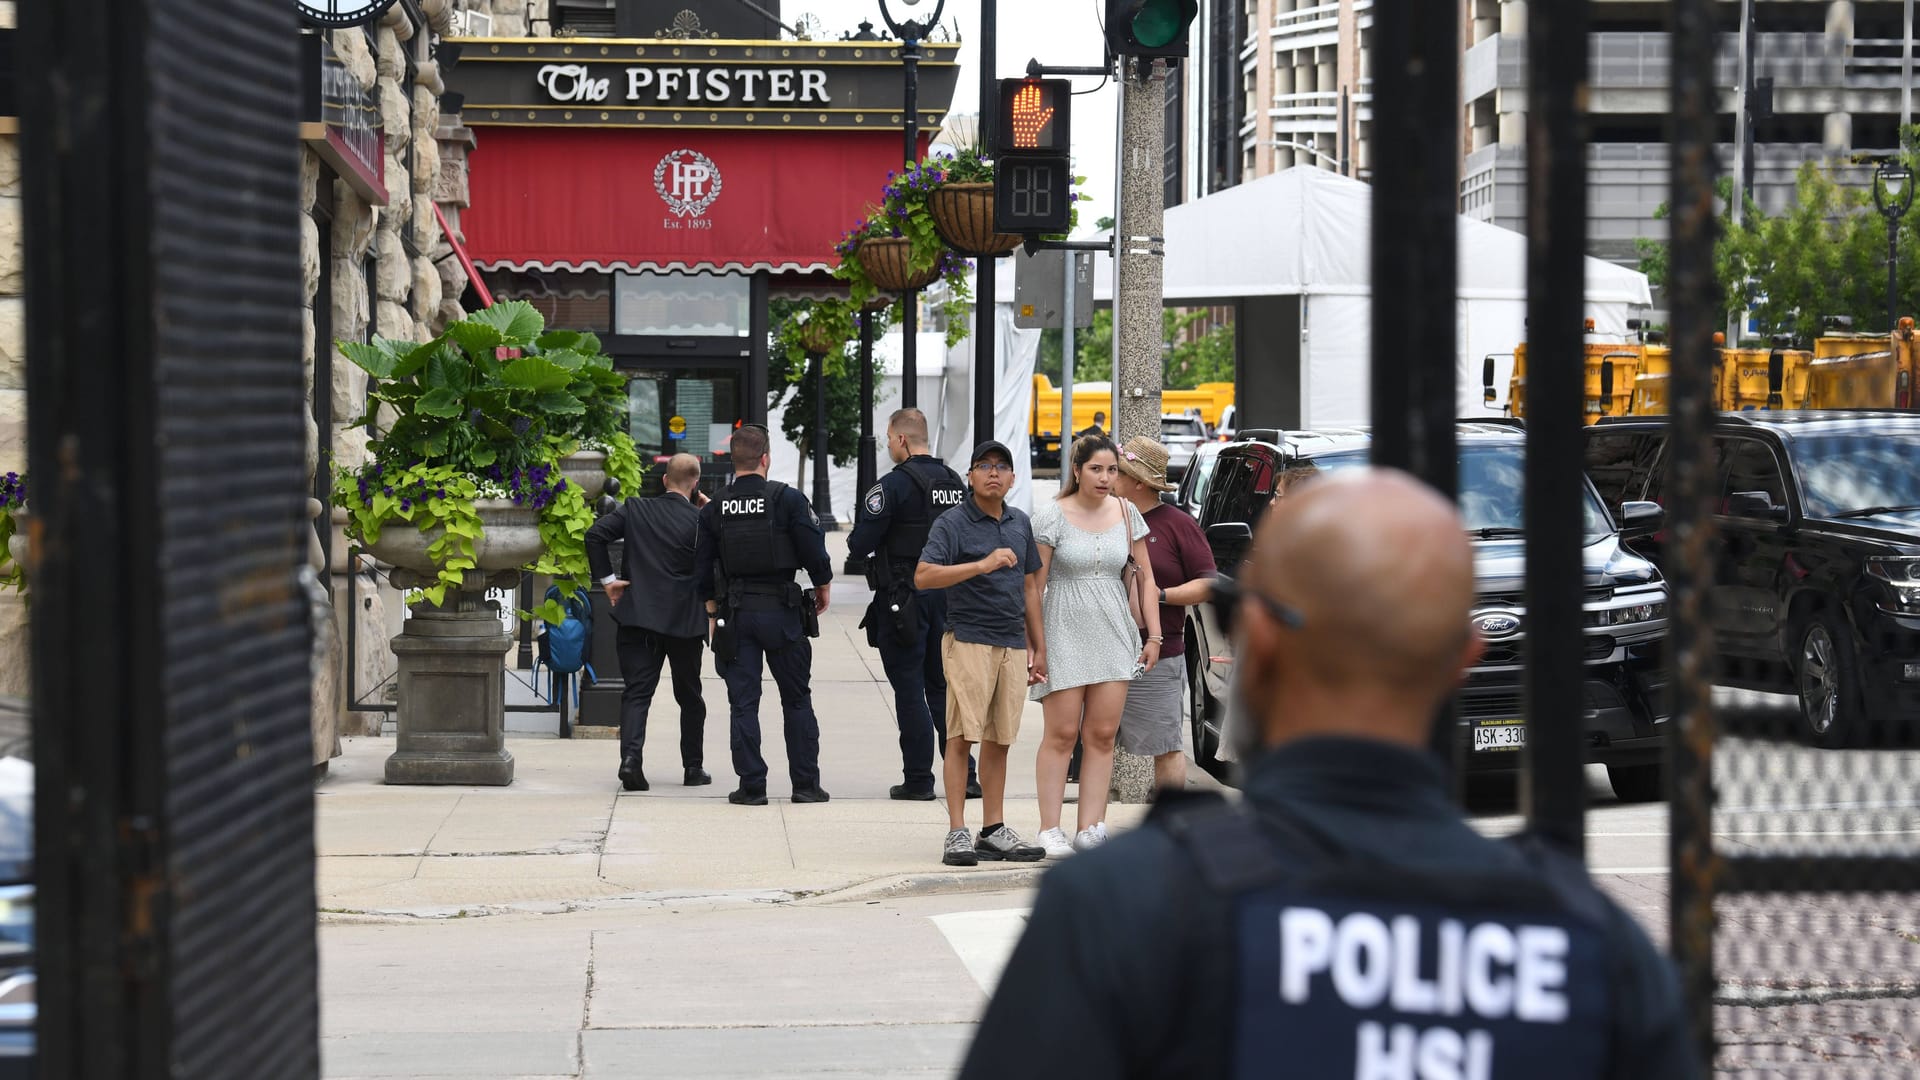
[331,301,617,620]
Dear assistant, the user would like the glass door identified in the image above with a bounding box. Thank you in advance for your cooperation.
[624,367,746,492]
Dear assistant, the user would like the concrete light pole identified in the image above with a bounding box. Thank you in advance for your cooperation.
[1109,57,1167,444]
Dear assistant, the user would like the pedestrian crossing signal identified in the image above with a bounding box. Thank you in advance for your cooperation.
[995,79,1070,156]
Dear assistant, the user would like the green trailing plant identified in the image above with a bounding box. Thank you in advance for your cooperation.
[602,433,646,497]
[530,327,648,495]
[0,472,24,594]
[772,297,860,372]
[333,301,606,619]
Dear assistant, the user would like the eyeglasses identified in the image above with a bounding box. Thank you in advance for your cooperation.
[1210,574,1306,636]
[971,461,1014,475]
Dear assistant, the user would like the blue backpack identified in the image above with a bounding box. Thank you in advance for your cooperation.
[537,585,595,705]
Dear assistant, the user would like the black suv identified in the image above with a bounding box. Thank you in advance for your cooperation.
[1190,423,1673,800]
[1586,411,1920,747]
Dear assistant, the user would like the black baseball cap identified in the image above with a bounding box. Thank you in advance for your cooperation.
[970,440,1015,470]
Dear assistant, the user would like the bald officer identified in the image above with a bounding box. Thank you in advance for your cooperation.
[960,469,1696,1080]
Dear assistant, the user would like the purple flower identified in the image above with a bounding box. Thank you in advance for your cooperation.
[399,498,412,511]
[382,486,393,496]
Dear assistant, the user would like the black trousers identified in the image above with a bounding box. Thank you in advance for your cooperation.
[720,606,821,792]
[615,626,706,770]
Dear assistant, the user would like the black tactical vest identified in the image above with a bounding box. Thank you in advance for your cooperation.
[1163,795,1617,1080]
[718,480,801,580]
[886,458,967,562]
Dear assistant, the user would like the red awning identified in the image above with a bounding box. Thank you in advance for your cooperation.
[463,127,915,275]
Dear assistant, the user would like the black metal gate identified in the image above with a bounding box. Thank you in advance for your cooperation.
[22,1,319,1075]
[1368,0,1920,1073]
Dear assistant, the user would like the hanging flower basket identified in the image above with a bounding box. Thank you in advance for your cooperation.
[928,182,1025,258]
[795,320,844,355]
[855,237,941,293]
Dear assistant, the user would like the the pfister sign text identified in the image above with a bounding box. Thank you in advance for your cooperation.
[537,63,832,106]
[445,39,961,131]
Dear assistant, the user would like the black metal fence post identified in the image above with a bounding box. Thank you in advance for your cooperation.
[1368,0,1459,784]
[22,0,318,1074]
[1667,0,1724,1070]
[1521,0,1593,856]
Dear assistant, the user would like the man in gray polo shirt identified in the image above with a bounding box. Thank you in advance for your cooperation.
[916,440,1046,867]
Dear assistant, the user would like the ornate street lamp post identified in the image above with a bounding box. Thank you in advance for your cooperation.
[1874,159,1914,332]
[875,0,945,414]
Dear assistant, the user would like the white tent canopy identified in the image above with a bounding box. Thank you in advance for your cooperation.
[1091,167,1654,424]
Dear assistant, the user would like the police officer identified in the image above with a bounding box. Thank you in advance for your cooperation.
[847,408,980,802]
[695,423,834,806]
[960,469,1696,1079]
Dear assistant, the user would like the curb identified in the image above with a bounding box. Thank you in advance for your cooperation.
[793,865,1050,906]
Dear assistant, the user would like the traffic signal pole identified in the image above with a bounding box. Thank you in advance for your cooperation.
[1110,56,1168,444]
[973,0,1000,453]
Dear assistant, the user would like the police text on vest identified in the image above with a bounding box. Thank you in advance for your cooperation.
[1278,907,1571,1080]
[722,498,767,515]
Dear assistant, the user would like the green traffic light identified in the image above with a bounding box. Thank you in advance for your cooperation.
[1129,0,1193,50]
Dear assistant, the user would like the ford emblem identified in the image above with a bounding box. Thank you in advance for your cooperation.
[1472,610,1523,639]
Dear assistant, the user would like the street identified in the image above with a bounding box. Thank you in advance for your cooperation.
[315,534,1920,1077]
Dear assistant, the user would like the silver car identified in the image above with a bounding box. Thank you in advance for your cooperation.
[1174,441,1225,520]
[1159,413,1207,480]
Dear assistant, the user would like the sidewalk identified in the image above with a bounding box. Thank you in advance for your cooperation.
[318,535,1205,918]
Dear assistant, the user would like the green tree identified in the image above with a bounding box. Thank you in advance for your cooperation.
[1163,309,1235,389]
[1636,127,1920,345]
[768,299,888,471]
[1076,309,1114,382]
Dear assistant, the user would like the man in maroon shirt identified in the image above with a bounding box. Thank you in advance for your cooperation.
[1112,436,1217,791]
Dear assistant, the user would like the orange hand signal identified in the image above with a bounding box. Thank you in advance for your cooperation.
[1010,83,1056,149]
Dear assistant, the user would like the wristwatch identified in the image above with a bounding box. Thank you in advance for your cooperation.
[1157,587,1166,604]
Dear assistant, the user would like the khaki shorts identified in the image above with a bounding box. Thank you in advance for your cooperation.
[943,633,1027,746]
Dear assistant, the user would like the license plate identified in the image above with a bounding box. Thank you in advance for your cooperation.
[1472,721,1527,752]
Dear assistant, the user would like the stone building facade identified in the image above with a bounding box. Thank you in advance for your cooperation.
[311,1,484,747]
[0,1,482,752]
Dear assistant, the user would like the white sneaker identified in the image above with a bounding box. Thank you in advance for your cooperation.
[1092,822,1110,843]
[1037,827,1074,859]
[1073,825,1107,853]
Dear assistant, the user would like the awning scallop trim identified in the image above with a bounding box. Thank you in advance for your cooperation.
[477,258,835,276]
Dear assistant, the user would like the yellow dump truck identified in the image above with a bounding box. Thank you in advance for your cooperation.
[1495,324,1646,424]
[1497,318,1920,418]
[1029,374,1235,467]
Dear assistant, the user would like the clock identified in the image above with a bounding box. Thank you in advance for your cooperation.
[297,0,401,29]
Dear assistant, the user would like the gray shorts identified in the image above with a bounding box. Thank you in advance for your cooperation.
[1118,652,1186,757]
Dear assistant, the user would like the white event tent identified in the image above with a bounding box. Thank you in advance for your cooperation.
[1091,166,1655,426]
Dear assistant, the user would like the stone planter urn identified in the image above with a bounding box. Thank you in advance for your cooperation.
[855,237,941,292]
[928,182,1025,258]
[558,450,611,503]
[4,509,25,577]
[365,499,545,786]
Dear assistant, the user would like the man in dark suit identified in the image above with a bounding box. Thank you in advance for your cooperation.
[586,452,714,792]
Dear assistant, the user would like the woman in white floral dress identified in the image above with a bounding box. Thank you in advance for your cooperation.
[1026,435,1161,858]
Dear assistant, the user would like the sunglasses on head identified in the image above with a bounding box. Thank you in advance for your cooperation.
[1210,573,1306,637]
